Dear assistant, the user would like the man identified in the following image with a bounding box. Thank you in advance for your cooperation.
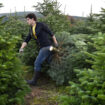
[19,13,58,86]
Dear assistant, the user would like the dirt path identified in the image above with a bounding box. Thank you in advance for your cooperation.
[25,79,60,105]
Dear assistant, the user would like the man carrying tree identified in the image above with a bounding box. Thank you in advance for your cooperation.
[19,13,58,86]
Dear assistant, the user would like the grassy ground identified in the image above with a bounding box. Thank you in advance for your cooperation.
[24,72,62,105]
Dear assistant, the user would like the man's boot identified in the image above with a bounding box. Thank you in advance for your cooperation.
[27,71,40,86]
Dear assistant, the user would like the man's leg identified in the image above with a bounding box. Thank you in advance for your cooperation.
[27,46,51,86]
[46,51,54,64]
[27,71,40,86]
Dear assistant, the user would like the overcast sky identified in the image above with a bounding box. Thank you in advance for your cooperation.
[0,0,105,17]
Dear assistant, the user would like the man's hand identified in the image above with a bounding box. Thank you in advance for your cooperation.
[19,42,27,53]
[19,48,24,53]
[54,43,58,48]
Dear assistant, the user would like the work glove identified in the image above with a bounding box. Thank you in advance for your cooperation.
[49,46,59,52]
[19,48,24,53]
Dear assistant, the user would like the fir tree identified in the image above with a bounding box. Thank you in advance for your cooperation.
[0,18,30,105]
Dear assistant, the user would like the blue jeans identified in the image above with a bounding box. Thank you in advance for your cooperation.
[34,46,53,71]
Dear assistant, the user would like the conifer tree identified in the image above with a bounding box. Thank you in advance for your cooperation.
[0,18,30,105]
[33,0,61,16]
[93,8,105,33]
[48,32,90,85]
[59,33,105,105]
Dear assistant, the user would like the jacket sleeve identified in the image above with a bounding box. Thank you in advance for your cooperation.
[42,23,54,37]
[24,28,32,43]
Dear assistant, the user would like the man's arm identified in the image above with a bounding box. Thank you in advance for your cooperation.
[19,42,27,53]
[20,42,27,49]
[41,23,58,47]
[52,35,58,47]
[19,29,32,53]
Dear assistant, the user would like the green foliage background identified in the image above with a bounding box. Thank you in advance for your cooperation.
[59,33,105,105]
[0,21,30,105]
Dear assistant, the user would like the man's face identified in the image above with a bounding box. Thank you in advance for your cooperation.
[26,18,34,25]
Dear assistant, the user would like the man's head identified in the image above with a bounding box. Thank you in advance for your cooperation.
[26,13,37,26]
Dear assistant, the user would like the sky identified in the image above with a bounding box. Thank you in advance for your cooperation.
[0,0,105,17]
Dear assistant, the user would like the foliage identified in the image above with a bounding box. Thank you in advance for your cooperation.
[69,9,103,35]
[94,8,105,33]
[3,17,29,51]
[34,0,71,33]
[47,32,91,85]
[4,17,29,39]
[0,20,30,105]
[21,39,39,66]
[33,0,61,16]
[59,32,105,105]
[78,7,105,34]
[70,18,98,34]
[39,14,71,33]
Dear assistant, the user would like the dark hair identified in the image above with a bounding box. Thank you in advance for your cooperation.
[26,13,37,21]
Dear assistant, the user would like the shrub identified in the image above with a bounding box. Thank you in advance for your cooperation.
[0,27,30,105]
[21,39,39,66]
[39,14,71,33]
[48,32,91,85]
[59,32,105,105]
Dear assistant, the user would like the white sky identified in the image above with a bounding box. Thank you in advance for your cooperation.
[0,0,105,17]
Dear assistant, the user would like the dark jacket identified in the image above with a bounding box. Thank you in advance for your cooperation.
[24,22,54,48]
